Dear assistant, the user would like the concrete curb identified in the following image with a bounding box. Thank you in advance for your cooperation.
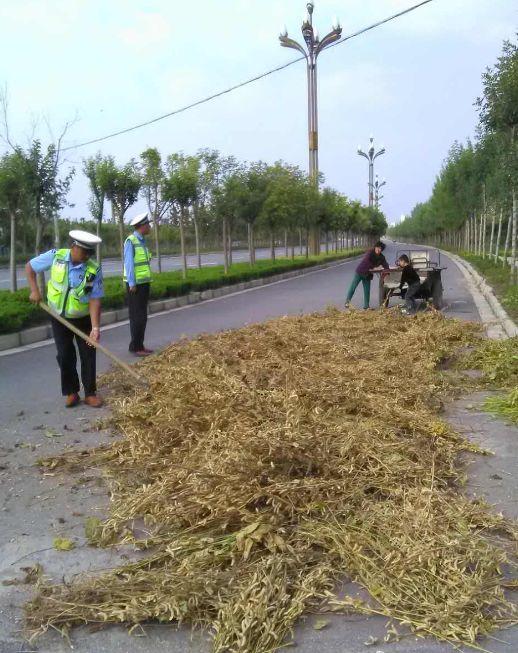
[445,251,518,339]
[0,255,360,353]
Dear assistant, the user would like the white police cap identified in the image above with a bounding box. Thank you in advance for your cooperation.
[129,212,151,227]
[69,230,102,251]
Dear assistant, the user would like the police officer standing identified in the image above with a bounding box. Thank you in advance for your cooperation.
[25,230,104,408]
[124,213,153,356]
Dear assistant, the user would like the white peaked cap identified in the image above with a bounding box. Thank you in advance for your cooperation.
[130,212,151,227]
[69,230,102,251]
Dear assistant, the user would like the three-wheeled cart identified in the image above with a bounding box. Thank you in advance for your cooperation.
[373,249,447,309]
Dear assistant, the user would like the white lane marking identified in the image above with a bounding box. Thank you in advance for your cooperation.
[0,258,359,357]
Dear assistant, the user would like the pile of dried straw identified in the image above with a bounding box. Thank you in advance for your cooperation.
[26,310,517,651]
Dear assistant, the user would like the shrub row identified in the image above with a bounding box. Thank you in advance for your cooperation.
[0,251,361,334]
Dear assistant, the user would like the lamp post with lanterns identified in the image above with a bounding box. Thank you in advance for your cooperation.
[374,175,386,209]
[357,136,385,208]
[280,2,342,254]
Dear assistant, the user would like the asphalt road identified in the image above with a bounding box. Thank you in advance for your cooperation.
[4,242,513,653]
[0,242,478,413]
[0,246,291,288]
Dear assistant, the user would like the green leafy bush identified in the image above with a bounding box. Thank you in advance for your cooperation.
[0,251,361,335]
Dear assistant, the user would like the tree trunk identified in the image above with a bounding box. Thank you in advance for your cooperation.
[489,209,495,260]
[35,218,45,296]
[35,217,42,256]
[309,227,320,256]
[502,213,511,268]
[247,222,255,265]
[154,218,161,273]
[228,232,232,266]
[481,185,487,258]
[9,210,17,292]
[118,215,125,271]
[290,238,295,260]
[482,212,487,259]
[154,188,162,273]
[299,228,303,256]
[193,208,201,269]
[222,217,228,274]
[96,217,102,264]
[21,212,27,256]
[511,188,517,282]
[305,230,309,259]
[179,206,187,280]
[325,231,329,254]
[284,229,288,258]
[270,230,275,261]
[478,213,484,256]
[494,209,503,262]
[53,212,60,250]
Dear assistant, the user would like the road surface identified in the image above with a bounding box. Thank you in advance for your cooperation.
[0,246,291,288]
[2,242,516,653]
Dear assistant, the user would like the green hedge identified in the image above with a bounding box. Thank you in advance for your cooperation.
[0,251,362,334]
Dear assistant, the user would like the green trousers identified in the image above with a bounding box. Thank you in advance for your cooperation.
[346,273,371,309]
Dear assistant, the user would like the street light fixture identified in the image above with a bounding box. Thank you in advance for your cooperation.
[374,175,386,209]
[357,136,385,208]
[280,2,342,255]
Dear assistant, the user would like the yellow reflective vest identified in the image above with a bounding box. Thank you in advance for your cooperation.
[123,234,152,284]
[47,249,99,318]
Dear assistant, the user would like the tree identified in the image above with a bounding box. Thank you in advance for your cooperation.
[0,149,29,291]
[163,154,199,279]
[258,163,303,260]
[300,179,320,258]
[236,162,269,265]
[83,153,115,262]
[140,148,170,273]
[205,153,240,271]
[212,173,242,273]
[478,38,518,279]
[104,160,141,265]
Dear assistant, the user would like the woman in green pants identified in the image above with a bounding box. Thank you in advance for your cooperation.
[345,241,389,309]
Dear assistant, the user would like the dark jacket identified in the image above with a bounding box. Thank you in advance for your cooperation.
[399,265,421,289]
[356,249,389,278]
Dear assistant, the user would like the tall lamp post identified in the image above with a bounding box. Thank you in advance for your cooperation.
[357,136,385,208]
[374,175,386,209]
[280,2,342,255]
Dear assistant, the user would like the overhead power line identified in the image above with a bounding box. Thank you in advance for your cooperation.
[62,0,434,152]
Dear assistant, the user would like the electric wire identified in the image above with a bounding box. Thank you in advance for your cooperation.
[62,0,434,152]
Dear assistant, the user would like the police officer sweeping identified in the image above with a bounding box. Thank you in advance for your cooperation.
[124,212,153,356]
[24,230,104,408]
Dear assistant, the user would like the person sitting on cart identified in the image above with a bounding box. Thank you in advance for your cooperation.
[397,254,421,314]
[345,241,389,310]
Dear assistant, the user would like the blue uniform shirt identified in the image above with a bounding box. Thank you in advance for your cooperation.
[124,231,149,288]
[29,249,104,300]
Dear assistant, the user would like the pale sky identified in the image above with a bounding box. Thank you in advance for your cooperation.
[0,0,516,225]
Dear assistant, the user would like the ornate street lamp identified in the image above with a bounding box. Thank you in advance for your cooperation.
[357,136,385,207]
[280,2,342,255]
[374,175,386,209]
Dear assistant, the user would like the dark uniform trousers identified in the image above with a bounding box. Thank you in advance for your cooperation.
[127,282,150,352]
[51,315,96,396]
